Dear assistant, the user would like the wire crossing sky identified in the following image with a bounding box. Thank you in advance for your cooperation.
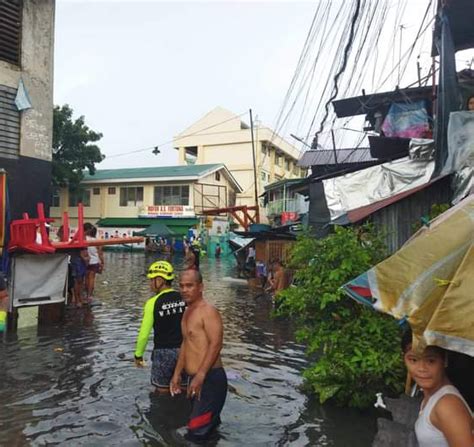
[54,1,474,168]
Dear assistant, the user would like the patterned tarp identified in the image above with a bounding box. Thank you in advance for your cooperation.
[343,194,474,357]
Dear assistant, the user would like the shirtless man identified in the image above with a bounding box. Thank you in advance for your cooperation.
[170,270,227,441]
[268,260,289,294]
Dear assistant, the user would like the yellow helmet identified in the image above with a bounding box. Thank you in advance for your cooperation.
[147,260,175,281]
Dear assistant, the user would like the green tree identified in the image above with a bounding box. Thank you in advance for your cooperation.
[276,225,405,408]
[52,104,104,189]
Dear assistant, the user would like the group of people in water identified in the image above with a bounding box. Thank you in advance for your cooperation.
[58,223,105,308]
[134,260,226,442]
[131,253,473,445]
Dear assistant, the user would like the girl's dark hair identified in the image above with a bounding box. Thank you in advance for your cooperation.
[401,325,446,358]
[401,326,413,353]
[466,94,474,110]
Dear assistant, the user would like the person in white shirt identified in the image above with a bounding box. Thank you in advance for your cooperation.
[84,223,104,302]
[402,329,473,447]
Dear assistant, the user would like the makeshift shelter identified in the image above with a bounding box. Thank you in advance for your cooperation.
[133,222,175,238]
[343,194,474,357]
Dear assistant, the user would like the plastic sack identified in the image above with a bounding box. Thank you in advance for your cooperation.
[381,100,431,138]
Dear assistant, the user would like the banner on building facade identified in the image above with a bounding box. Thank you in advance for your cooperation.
[139,205,195,218]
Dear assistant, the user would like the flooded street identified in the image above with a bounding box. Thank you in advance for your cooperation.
[1,252,375,446]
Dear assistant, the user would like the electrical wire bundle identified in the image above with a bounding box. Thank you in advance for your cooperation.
[273,0,436,155]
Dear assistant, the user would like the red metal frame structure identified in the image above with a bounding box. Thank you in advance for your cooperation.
[201,205,260,231]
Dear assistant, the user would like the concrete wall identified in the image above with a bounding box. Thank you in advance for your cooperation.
[0,0,55,161]
[0,1,55,219]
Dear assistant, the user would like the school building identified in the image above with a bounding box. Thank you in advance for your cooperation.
[50,163,242,238]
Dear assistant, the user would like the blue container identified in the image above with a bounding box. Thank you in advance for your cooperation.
[249,223,271,233]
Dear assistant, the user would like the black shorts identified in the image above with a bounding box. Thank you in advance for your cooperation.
[151,348,187,389]
[187,367,228,440]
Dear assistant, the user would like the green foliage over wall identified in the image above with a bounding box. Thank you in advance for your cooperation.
[412,203,451,232]
[276,225,405,408]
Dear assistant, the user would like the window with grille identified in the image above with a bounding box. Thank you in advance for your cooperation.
[119,186,143,207]
[108,187,116,195]
[51,189,60,207]
[0,1,22,66]
[154,185,189,206]
[69,189,91,207]
[93,187,100,195]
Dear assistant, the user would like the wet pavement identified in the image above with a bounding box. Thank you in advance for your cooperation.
[0,252,376,446]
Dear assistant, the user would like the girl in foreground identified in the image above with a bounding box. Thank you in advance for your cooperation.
[402,330,473,447]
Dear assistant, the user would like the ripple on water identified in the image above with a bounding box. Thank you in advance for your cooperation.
[0,252,375,446]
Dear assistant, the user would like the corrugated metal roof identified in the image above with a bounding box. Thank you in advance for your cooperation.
[263,177,306,192]
[298,149,376,167]
[344,175,449,224]
[83,164,224,181]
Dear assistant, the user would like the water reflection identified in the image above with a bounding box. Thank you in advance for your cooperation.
[0,252,375,446]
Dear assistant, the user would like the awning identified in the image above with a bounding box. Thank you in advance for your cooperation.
[331,174,450,225]
[343,195,474,357]
[96,217,198,237]
[133,222,175,237]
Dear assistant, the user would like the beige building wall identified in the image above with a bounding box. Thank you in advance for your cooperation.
[173,107,306,215]
[50,167,242,225]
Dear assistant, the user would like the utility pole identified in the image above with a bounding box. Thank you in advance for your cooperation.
[249,109,260,223]
[417,57,422,87]
[331,129,338,164]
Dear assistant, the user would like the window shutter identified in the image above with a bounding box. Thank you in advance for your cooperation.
[0,1,22,66]
[0,84,20,158]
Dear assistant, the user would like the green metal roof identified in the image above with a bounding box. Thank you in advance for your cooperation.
[263,177,306,193]
[96,217,199,228]
[84,164,224,181]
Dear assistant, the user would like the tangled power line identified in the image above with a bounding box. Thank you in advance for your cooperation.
[273,0,435,153]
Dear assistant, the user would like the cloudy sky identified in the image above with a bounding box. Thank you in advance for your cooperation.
[54,1,317,168]
[54,1,473,169]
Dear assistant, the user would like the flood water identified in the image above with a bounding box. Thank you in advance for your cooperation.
[0,252,376,446]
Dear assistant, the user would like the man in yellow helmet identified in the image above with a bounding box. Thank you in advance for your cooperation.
[134,260,187,393]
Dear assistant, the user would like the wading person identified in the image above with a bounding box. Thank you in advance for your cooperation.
[0,274,8,333]
[134,261,187,393]
[184,243,199,270]
[268,260,289,294]
[402,329,473,446]
[170,270,227,442]
[84,223,104,303]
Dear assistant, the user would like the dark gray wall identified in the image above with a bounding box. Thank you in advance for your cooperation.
[0,155,52,220]
[370,176,452,253]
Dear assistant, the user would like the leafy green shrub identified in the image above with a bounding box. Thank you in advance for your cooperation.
[276,225,405,408]
[412,203,451,232]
